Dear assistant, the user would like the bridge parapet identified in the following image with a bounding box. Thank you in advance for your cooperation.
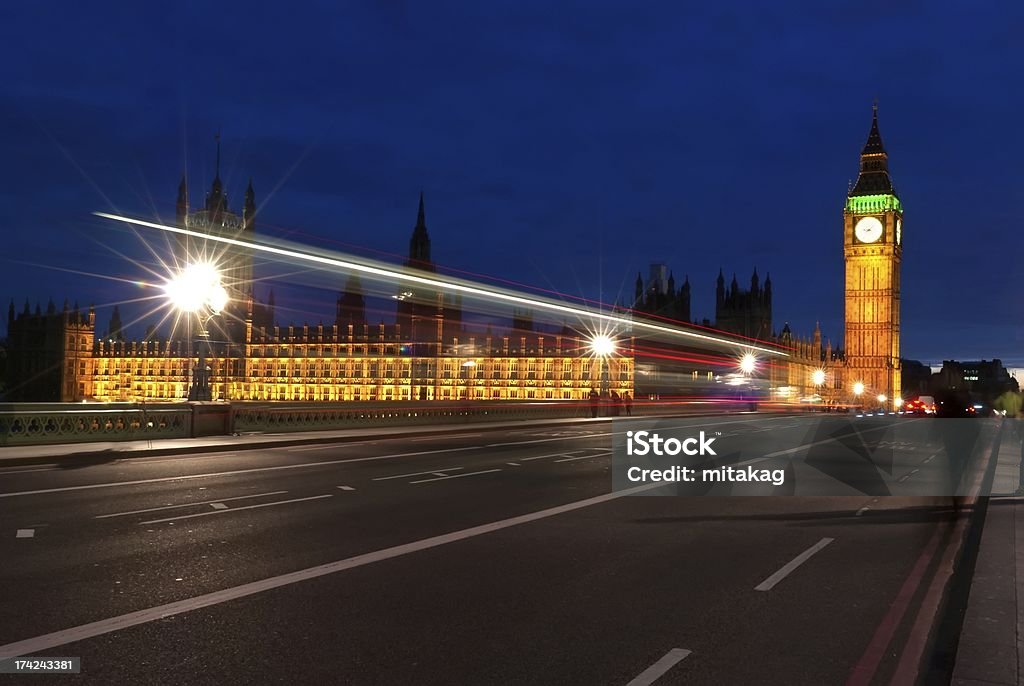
[0,403,192,446]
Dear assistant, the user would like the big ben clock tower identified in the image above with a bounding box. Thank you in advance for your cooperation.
[844,104,902,406]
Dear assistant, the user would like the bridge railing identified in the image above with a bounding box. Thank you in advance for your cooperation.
[230,400,588,433]
[0,403,193,446]
[0,399,766,447]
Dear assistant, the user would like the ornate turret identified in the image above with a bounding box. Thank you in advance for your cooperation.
[336,273,367,333]
[108,305,124,341]
[243,178,256,231]
[205,135,227,219]
[176,175,189,226]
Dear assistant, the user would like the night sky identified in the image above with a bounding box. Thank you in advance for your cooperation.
[2,2,1022,365]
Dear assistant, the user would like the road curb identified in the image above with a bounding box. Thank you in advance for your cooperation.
[891,420,1006,684]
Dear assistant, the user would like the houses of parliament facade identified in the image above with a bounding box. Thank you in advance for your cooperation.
[5,165,633,403]
[5,107,901,407]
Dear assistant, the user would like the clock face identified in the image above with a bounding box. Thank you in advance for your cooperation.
[854,216,883,243]
[896,218,902,245]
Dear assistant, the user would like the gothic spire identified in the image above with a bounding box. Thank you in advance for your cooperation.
[862,101,885,155]
[850,102,895,197]
[206,132,225,213]
[407,192,432,267]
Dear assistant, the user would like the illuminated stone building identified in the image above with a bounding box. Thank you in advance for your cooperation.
[53,186,634,404]
[768,322,844,405]
[89,312,631,403]
[5,300,95,402]
[843,105,902,404]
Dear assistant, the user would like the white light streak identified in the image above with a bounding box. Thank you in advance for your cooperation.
[95,213,788,357]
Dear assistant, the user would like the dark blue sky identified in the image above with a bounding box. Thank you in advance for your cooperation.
[2,2,1022,364]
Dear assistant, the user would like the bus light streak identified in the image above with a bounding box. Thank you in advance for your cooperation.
[94,213,789,358]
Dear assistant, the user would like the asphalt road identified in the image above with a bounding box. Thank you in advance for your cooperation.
[0,413,998,685]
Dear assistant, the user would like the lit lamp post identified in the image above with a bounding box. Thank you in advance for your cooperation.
[811,368,826,411]
[739,352,757,376]
[852,381,865,412]
[590,334,616,398]
[737,352,759,410]
[163,263,229,402]
[877,394,887,414]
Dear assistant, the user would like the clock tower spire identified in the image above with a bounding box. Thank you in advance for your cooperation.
[843,103,902,407]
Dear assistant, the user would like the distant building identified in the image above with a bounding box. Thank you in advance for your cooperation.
[716,268,772,340]
[632,264,690,323]
[933,359,1018,400]
[901,359,932,398]
[5,300,95,402]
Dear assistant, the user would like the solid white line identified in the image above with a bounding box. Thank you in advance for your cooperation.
[0,480,662,659]
[337,486,355,491]
[506,462,521,467]
[625,648,692,685]
[210,503,228,510]
[373,467,464,481]
[15,529,34,539]
[285,445,341,452]
[410,469,502,484]
[0,445,489,499]
[554,452,611,463]
[94,491,289,519]
[754,537,835,591]
[139,494,333,525]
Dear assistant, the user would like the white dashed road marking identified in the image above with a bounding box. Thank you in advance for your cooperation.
[754,538,835,591]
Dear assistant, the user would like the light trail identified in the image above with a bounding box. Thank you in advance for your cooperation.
[94,212,789,358]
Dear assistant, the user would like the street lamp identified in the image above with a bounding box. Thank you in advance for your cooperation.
[739,352,757,375]
[589,334,616,397]
[851,381,865,413]
[164,262,229,401]
[811,368,827,412]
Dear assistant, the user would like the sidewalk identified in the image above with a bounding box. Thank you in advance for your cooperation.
[953,425,1024,685]
[0,415,620,467]
[951,496,1024,685]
